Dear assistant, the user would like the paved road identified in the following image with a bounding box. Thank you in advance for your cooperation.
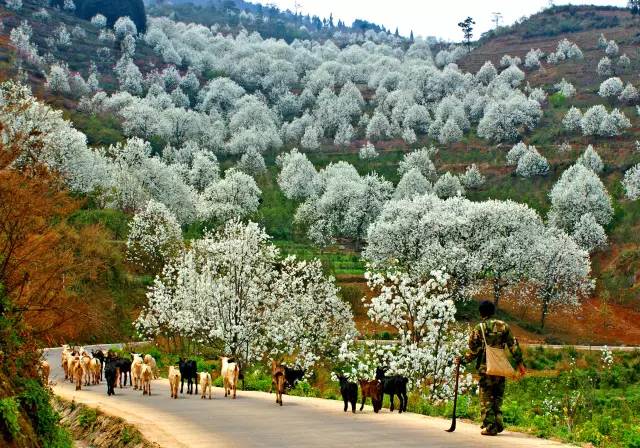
[46,345,568,448]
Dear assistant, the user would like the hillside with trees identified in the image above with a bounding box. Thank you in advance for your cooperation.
[0,1,639,446]
[1,0,639,348]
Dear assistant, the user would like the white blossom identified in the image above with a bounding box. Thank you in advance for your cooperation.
[434,172,464,198]
[114,16,138,39]
[555,78,576,98]
[516,147,549,178]
[598,77,624,100]
[359,141,379,160]
[127,200,184,273]
[237,148,267,177]
[199,168,261,222]
[571,213,607,253]
[460,164,486,189]
[91,14,107,29]
[597,57,613,77]
[398,147,437,180]
[276,148,319,201]
[622,164,640,201]
[549,164,613,233]
[136,220,355,369]
[393,168,432,200]
[576,145,604,174]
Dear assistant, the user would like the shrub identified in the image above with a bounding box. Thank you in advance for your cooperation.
[78,407,97,428]
[0,397,20,439]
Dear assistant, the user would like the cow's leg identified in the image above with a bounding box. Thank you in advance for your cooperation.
[360,395,366,411]
[389,393,395,412]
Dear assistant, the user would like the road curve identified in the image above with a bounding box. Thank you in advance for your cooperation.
[46,345,569,448]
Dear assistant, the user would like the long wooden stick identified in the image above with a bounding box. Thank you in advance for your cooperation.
[446,360,461,433]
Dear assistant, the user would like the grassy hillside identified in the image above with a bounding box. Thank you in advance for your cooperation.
[1,2,639,345]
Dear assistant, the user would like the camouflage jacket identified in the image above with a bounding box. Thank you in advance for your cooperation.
[463,318,523,374]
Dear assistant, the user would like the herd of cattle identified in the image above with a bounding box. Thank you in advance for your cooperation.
[45,346,409,412]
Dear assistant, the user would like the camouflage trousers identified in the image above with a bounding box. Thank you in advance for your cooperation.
[479,374,506,433]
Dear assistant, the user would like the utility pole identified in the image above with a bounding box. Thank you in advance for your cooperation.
[293,0,302,16]
[491,12,502,29]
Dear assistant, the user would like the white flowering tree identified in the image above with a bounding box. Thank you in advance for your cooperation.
[393,168,432,200]
[576,145,604,174]
[597,57,613,77]
[237,148,266,177]
[366,111,391,141]
[398,147,437,180]
[127,200,184,273]
[475,200,545,310]
[136,220,355,367]
[359,141,379,160]
[199,168,261,223]
[506,142,528,166]
[460,164,486,189]
[189,151,219,193]
[524,48,544,70]
[476,61,497,85]
[555,78,576,98]
[549,164,613,233]
[276,148,319,201]
[622,164,640,200]
[605,40,619,57]
[114,16,138,39]
[516,148,549,178]
[46,64,70,94]
[365,195,481,300]
[530,228,592,329]
[618,83,638,104]
[563,107,582,132]
[477,94,542,142]
[598,77,624,101]
[438,118,463,145]
[434,172,464,198]
[295,165,393,247]
[581,105,630,137]
[91,14,107,29]
[5,0,22,11]
[571,213,607,253]
[365,267,469,400]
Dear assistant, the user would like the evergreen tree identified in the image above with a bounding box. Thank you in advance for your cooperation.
[457,17,475,53]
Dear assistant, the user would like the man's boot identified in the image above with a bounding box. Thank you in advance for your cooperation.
[481,428,498,436]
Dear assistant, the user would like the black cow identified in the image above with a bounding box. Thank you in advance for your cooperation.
[105,358,118,396]
[376,367,408,413]
[178,358,198,395]
[337,375,357,413]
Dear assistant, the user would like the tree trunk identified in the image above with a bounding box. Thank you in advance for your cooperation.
[540,298,549,330]
[493,279,501,312]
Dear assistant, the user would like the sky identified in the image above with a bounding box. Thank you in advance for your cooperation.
[266,0,628,41]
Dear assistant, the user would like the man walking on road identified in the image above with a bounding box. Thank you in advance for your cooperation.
[457,301,526,436]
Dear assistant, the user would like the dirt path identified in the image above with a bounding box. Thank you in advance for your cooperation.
[46,346,571,448]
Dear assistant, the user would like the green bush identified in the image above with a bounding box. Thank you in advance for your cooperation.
[120,426,141,444]
[78,407,97,429]
[0,397,20,439]
[19,381,72,448]
[549,92,567,108]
